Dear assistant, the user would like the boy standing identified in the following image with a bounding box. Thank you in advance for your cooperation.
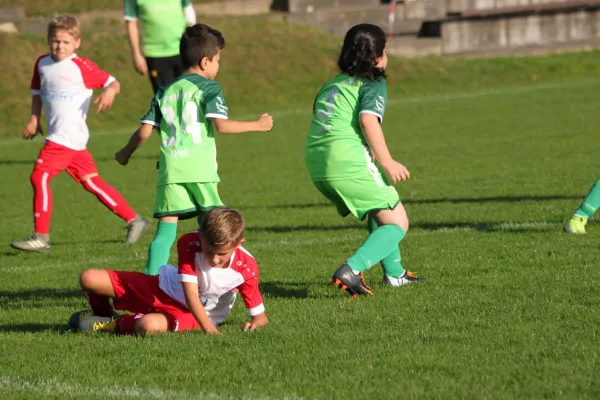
[75,207,268,335]
[124,0,197,93]
[11,16,149,253]
[115,23,273,275]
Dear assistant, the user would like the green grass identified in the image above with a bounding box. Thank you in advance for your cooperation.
[1,16,600,400]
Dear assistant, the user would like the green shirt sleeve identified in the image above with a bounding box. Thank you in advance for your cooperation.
[203,82,228,119]
[124,0,139,20]
[140,93,162,127]
[358,78,387,122]
[181,0,191,7]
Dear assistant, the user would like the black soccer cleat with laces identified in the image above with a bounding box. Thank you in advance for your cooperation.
[331,264,374,298]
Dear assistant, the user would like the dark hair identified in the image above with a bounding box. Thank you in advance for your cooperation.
[337,24,387,81]
[180,23,225,69]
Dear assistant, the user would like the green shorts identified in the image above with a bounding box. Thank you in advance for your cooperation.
[154,182,224,220]
[312,170,400,221]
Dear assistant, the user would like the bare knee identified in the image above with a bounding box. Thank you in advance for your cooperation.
[135,315,168,336]
[79,269,113,296]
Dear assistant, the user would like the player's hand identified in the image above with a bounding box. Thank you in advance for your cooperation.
[22,118,43,140]
[241,322,260,332]
[94,88,117,113]
[256,113,273,132]
[133,53,148,76]
[381,159,410,184]
[203,326,222,335]
[115,148,131,166]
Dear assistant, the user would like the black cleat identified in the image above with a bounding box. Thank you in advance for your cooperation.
[331,264,374,298]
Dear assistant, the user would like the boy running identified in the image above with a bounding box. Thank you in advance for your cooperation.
[115,23,273,275]
[11,15,149,253]
[75,207,268,335]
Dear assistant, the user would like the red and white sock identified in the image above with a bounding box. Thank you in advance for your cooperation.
[31,169,53,235]
[115,313,143,335]
[82,176,137,223]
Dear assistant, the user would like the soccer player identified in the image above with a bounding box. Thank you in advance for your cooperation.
[10,15,150,253]
[304,24,423,297]
[564,181,600,233]
[124,0,197,93]
[75,207,268,335]
[115,23,273,275]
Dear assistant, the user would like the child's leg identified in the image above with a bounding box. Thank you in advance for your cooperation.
[346,203,408,274]
[113,313,170,336]
[145,215,178,275]
[574,180,600,218]
[30,143,72,236]
[79,175,137,224]
[367,214,405,279]
[79,269,116,317]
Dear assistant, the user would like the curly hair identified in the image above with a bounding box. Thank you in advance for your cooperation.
[337,24,387,81]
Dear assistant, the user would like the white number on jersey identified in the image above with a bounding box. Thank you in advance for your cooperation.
[315,87,339,134]
[161,103,202,148]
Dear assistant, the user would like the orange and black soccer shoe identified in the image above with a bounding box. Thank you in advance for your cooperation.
[331,264,374,298]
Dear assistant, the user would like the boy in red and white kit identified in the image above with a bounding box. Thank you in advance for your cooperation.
[74,207,268,335]
[11,15,150,252]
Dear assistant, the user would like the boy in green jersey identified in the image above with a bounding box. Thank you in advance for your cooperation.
[116,24,273,275]
[305,24,423,297]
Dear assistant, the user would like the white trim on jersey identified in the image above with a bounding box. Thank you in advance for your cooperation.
[123,16,138,22]
[205,113,228,120]
[359,109,383,122]
[103,76,116,88]
[183,5,196,25]
[140,119,159,127]
[248,304,265,316]
[179,273,198,284]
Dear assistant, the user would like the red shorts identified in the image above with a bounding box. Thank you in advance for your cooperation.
[107,270,201,332]
[34,141,98,183]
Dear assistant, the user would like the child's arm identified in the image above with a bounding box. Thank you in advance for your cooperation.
[360,113,410,184]
[213,113,273,134]
[94,80,121,114]
[182,281,222,335]
[241,312,269,332]
[22,95,43,140]
[115,123,154,166]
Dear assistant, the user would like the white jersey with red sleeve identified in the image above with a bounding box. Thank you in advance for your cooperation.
[30,53,116,151]
[158,232,265,322]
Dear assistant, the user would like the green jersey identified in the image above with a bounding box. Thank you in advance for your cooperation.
[124,0,190,57]
[305,73,388,181]
[141,73,229,186]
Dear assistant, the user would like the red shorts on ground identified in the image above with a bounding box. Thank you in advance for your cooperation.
[107,270,201,332]
[34,141,98,183]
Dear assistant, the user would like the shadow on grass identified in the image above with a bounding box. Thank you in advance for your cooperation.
[248,219,563,234]
[260,281,309,299]
[0,154,158,167]
[242,194,581,211]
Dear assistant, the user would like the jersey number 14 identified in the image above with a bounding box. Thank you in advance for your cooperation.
[162,102,202,147]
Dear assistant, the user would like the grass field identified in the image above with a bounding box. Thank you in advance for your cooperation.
[1,16,600,400]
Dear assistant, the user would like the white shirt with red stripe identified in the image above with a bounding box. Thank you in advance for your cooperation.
[158,232,265,318]
[30,53,116,151]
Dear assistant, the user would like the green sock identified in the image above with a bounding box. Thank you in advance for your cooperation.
[575,180,600,218]
[367,216,405,278]
[144,221,178,275]
[347,223,406,273]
